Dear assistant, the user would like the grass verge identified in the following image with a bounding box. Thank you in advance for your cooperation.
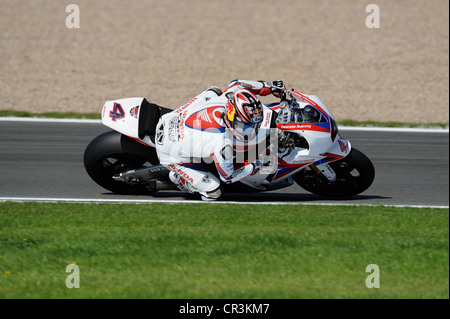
[0,202,448,299]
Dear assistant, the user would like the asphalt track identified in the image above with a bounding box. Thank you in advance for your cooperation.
[0,119,448,208]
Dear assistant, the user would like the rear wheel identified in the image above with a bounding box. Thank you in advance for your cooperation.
[83,131,159,194]
[294,148,375,198]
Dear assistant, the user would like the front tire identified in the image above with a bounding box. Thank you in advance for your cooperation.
[294,148,375,198]
[83,131,159,194]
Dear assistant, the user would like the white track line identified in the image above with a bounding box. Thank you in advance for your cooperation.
[0,117,102,124]
[0,117,448,133]
[339,126,449,133]
[0,197,448,209]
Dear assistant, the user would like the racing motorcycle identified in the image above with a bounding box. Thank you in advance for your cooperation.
[83,88,375,198]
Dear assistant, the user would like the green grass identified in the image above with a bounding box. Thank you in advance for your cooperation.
[0,202,448,299]
[0,110,448,128]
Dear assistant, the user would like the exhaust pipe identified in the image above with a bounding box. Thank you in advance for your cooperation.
[113,164,178,190]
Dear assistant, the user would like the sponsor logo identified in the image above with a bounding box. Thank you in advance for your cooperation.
[201,175,211,184]
[179,111,187,140]
[227,105,236,122]
[168,164,194,184]
[278,123,311,130]
[185,106,225,132]
[277,123,330,133]
[168,115,181,142]
[129,106,139,118]
[156,123,164,145]
[176,97,198,114]
[264,111,270,127]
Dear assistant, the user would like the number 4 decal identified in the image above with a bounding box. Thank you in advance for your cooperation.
[109,103,125,122]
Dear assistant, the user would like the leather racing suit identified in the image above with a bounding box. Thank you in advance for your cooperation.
[155,80,280,200]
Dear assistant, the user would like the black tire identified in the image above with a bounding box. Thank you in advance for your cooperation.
[83,131,159,194]
[294,148,375,198]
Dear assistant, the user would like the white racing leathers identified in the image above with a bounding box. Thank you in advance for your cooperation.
[155,80,276,200]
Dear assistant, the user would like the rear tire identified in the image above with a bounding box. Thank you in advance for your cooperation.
[294,148,375,198]
[83,131,159,194]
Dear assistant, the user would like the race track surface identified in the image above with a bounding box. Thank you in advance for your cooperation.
[0,120,448,207]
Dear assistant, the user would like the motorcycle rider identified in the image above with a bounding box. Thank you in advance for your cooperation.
[155,79,286,200]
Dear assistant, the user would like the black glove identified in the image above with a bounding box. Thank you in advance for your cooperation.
[269,80,286,99]
[271,80,285,89]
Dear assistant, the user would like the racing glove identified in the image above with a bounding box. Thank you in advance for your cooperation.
[270,80,286,99]
[263,80,286,99]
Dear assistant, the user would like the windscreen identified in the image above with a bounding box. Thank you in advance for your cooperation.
[277,101,327,124]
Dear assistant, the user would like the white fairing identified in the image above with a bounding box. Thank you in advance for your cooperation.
[297,95,337,156]
[306,95,335,120]
[327,138,351,157]
[101,97,154,146]
[240,90,353,187]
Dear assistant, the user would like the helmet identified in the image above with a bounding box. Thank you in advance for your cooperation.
[224,90,264,141]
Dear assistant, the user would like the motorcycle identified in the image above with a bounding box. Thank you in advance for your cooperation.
[83,87,375,198]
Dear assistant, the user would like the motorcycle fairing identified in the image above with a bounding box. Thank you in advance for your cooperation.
[102,97,155,147]
[315,138,352,165]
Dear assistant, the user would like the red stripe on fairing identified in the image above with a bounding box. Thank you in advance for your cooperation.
[322,152,344,161]
[288,90,330,119]
[274,164,309,180]
[273,157,309,180]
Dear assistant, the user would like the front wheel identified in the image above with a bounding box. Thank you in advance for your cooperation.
[294,148,375,198]
[83,131,159,195]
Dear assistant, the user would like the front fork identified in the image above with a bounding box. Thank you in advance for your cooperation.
[310,138,351,182]
[310,163,337,181]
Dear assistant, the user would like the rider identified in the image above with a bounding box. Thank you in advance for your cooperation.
[155,79,286,200]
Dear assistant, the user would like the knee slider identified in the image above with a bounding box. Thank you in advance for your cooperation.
[204,186,222,199]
